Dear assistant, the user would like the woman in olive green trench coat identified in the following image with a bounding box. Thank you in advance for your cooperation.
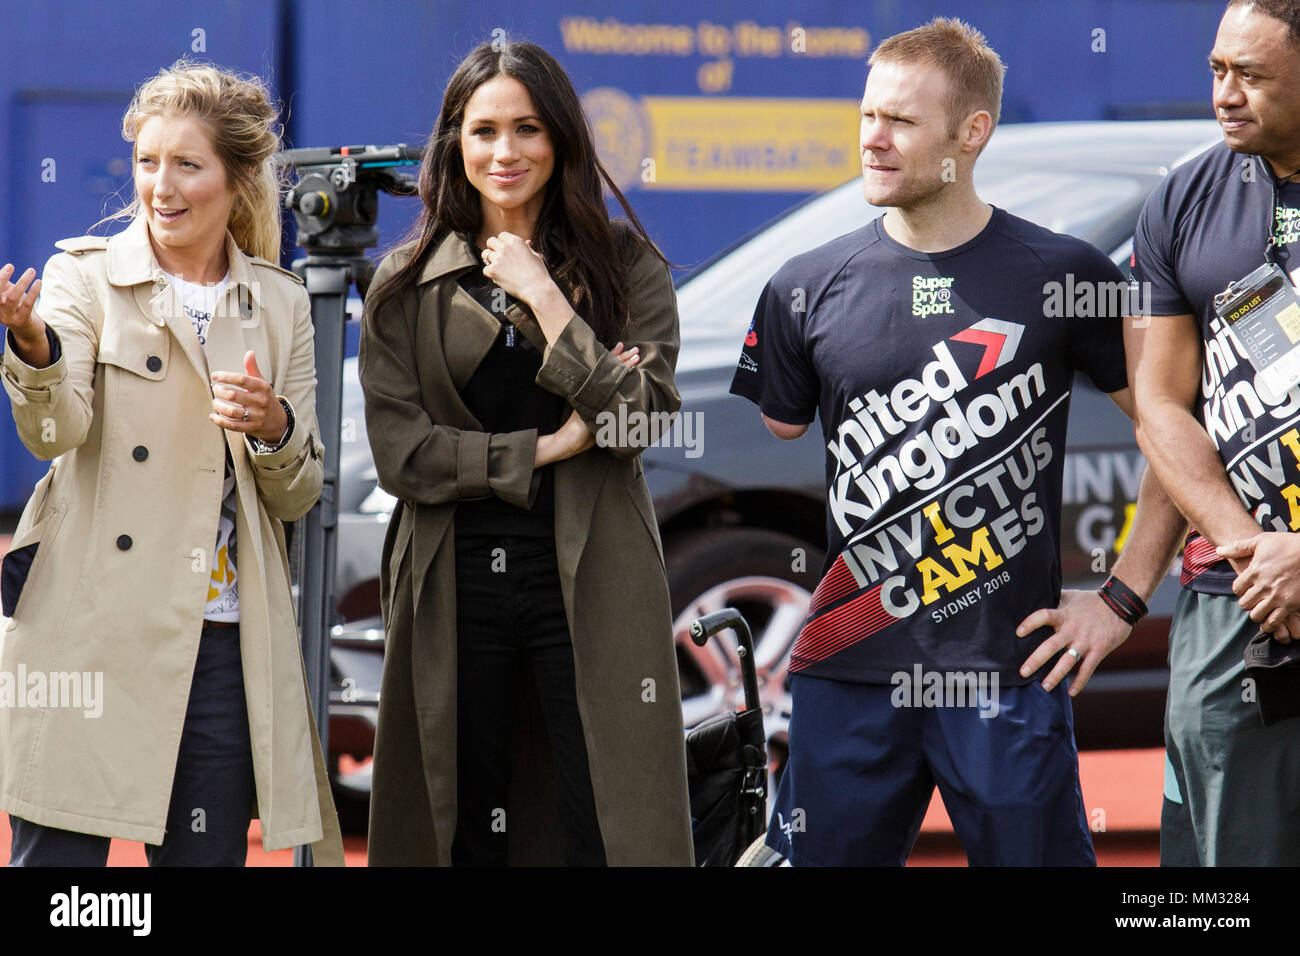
[359,42,693,866]
[360,227,694,866]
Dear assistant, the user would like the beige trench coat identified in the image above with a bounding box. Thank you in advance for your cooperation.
[0,217,342,862]
[360,229,694,865]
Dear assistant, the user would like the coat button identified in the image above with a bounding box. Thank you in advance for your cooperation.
[116,534,133,551]
[146,355,162,372]
[132,445,149,462]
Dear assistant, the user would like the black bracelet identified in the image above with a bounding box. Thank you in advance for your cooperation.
[1098,574,1148,626]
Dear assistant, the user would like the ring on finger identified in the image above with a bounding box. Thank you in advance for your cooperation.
[241,408,250,422]
[1066,647,1080,660]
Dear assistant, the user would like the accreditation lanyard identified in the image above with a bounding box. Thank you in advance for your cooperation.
[1212,158,1300,396]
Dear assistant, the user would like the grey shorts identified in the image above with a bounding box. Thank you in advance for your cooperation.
[1162,588,1300,866]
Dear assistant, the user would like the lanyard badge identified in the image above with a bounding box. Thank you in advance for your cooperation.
[1212,158,1300,395]
[1214,261,1300,395]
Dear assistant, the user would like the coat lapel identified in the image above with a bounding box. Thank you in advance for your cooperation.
[109,218,209,389]
[419,231,548,390]
[445,285,504,393]
[108,216,268,398]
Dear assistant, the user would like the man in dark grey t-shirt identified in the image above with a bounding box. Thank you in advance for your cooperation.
[1126,0,1300,866]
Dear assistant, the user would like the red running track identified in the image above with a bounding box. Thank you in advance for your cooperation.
[0,748,1163,866]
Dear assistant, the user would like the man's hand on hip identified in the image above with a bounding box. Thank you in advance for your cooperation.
[1016,589,1132,696]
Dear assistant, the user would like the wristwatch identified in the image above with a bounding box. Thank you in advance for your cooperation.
[248,398,295,454]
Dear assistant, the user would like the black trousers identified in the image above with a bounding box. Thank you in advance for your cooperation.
[450,534,606,866]
[7,622,256,867]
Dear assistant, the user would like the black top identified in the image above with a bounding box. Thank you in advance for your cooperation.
[454,258,566,539]
[730,207,1128,684]
[1132,143,1300,595]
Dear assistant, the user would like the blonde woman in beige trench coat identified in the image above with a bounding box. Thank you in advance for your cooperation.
[0,63,342,865]
[360,40,694,866]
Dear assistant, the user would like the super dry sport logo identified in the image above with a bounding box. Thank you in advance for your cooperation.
[913,275,954,317]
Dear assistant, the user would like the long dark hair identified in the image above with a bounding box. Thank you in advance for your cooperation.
[367,40,665,344]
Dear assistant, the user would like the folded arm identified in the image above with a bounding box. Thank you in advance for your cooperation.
[528,246,682,460]
[359,263,539,507]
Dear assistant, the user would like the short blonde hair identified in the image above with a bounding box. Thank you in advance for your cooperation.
[118,60,284,261]
[869,18,1006,138]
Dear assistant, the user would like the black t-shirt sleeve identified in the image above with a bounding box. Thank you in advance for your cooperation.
[1063,244,1129,394]
[728,273,819,425]
[1131,181,1194,317]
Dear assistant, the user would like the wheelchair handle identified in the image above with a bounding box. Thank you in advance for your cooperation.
[689,607,761,713]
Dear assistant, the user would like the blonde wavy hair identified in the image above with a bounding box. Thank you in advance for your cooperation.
[116,60,284,261]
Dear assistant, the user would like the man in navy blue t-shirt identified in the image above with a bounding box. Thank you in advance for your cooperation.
[1126,0,1300,866]
[730,18,1187,866]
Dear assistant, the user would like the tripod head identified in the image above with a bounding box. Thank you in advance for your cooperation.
[278,143,422,296]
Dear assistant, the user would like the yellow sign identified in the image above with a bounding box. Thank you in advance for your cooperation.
[584,88,861,192]
[641,96,859,191]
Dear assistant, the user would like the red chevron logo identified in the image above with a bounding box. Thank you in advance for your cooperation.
[949,318,1024,378]
[949,328,1005,377]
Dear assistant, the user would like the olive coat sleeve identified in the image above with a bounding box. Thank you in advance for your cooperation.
[358,255,539,508]
[525,241,682,460]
